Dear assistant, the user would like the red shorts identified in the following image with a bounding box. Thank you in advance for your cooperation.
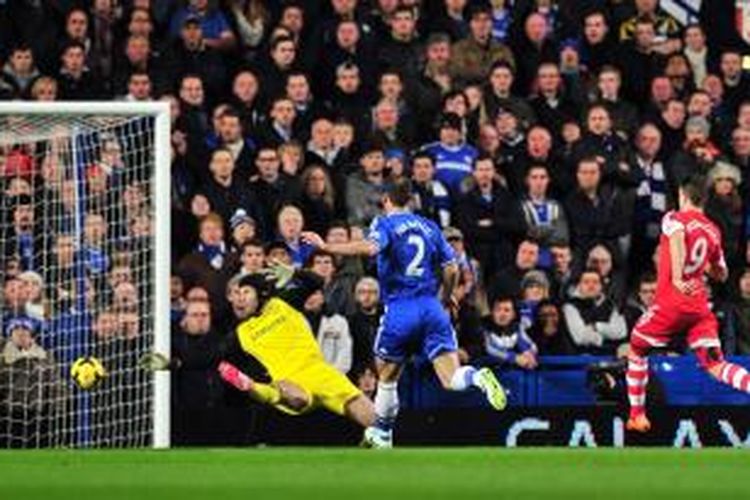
[631,301,720,352]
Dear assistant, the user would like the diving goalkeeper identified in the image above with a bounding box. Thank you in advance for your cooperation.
[215,262,376,427]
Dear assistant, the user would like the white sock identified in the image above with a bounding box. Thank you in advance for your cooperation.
[450,366,479,391]
[373,381,399,432]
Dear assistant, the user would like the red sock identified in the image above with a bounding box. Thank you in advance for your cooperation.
[717,362,750,393]
[218,361,252,391]
[626,355,649,419]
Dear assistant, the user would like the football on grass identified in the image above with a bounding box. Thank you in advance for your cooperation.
[70,356,107,390]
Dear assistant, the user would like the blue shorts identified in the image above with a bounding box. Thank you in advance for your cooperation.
[374,296,457,363]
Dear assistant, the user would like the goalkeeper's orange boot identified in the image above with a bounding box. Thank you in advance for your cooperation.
[626,413,652,433]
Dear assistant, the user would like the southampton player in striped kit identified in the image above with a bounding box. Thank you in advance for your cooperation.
[626,173,750,432]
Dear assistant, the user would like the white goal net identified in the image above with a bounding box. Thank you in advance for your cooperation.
[0,103,170,448]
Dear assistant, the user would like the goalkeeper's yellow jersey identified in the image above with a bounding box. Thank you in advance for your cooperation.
[235,297,324,380]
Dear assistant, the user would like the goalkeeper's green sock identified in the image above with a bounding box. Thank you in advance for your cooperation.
[251,382,282,405]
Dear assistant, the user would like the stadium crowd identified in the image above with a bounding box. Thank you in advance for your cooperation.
[1,0,750,443]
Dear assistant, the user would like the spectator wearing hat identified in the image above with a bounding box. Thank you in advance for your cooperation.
[411,152,452,228]
[421,112,478,197]
[346,141,391,228]
[0,317,60,448]
[169,0,236,52]
[521,164,569,269]
[481,296,538,370]
[666,115,720,194]
[562,269,628,355]
[519,269,551,332]
[458,155,526,287]
[229,209,257,250]
[450,4,515,86]
[706,161,744,270]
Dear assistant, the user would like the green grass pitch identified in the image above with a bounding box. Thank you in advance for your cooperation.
[1,448,748,500]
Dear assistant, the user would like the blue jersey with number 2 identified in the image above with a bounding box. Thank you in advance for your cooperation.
[368,212,456,302]
[368,211,458,362]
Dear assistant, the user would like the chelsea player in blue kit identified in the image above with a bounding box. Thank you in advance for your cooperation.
[303,179,506,448]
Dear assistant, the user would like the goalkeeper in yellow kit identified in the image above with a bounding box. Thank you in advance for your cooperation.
[216,262,376,427]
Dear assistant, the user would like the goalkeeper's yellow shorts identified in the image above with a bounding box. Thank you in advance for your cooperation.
[273,361,361,417]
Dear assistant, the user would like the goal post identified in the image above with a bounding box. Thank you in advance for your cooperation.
[0,102,171,449]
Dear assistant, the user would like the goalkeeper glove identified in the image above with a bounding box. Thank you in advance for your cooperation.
[263,259,296,289]
[138,352,172,371]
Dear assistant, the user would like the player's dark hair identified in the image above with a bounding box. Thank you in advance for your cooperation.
[411,151,434,165]
[680,173,708,207]
[306,249,336,269]
[241,239,265,253]
[578,267,602,283]
[385,178,413,208]
[271,35,295,52]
